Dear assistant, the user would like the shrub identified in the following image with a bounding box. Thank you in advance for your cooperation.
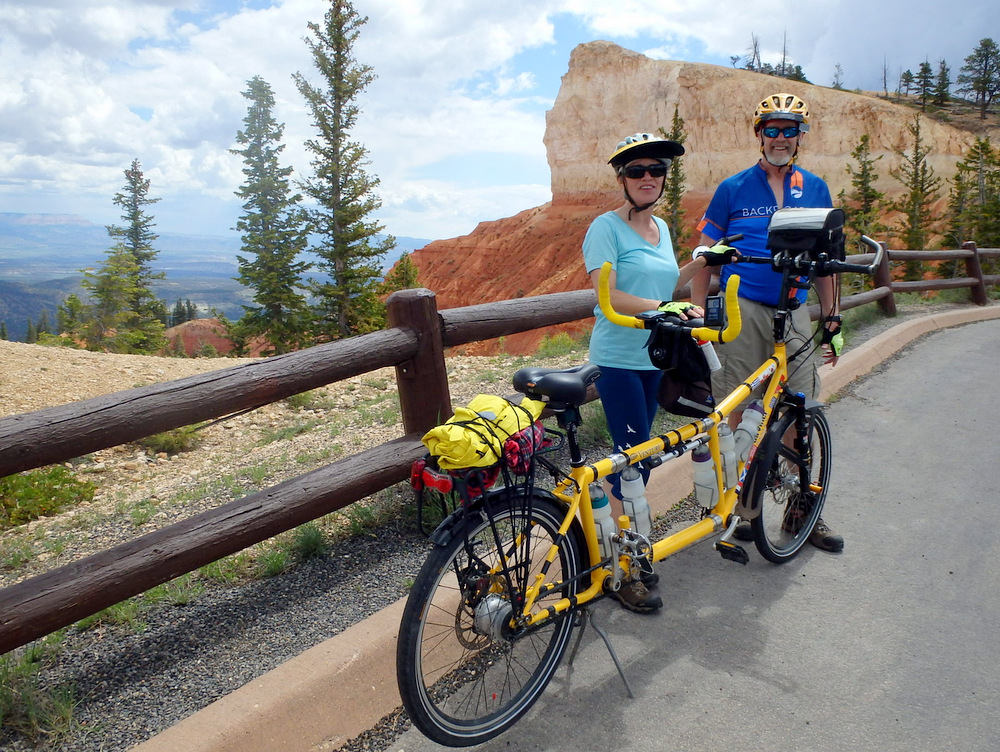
[0,467,96,531]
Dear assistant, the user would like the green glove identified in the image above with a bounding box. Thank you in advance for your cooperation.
[693,244,740,266]
[657,301,696,317]
[829,330,844,357]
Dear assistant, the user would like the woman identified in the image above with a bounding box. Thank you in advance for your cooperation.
[582,133,735,612]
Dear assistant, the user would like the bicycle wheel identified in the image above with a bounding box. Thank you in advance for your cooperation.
[747,406,832,564]
[396,490,585,747]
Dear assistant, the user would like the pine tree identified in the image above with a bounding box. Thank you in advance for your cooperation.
[933,60,951,108]
[890,116,942,279]
[957,38,1000,119]
[57,294,89,340]
[947,138,1000,274]
[25,318,37,344]
[379,253,419,296]
[832,63,845,90]
[900,69,915,97]
[80,241,143,352]
[36,309,51,335]
[231,75,312,355]
[185,299,198,321]
[0,322,7,340]
[293,0,396,341]
[171,298,187,326]
[838,134,888,248]
[916,60,934,110]
[104,160,167,352]
[656,105,690,252]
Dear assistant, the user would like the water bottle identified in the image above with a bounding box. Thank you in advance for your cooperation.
[619,465,652,537]
[589,483,616,560]
[697,339,722,372]
[691,444,718,509]
[734,400,766,465]
[718,423,737,489]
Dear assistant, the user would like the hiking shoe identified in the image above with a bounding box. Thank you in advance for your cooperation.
[808,518,844,553]
[610,580,663,613]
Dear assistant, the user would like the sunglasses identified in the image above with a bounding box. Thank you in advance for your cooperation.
[761,125,801,139]
[622,163,668,179]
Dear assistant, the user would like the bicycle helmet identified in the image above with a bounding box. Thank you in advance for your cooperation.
[608,133,684,218]
[753,93,810,133]
[608,133,684,169]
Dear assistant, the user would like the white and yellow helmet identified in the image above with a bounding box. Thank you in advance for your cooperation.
[753,93,810,133]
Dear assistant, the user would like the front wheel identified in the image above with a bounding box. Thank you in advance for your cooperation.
[396,490,585,747]
[746,405,832,563]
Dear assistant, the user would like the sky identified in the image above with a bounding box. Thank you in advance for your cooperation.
[1,1,997,243]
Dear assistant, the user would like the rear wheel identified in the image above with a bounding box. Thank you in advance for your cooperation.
[396,491,585,747]
[747,406,832,563]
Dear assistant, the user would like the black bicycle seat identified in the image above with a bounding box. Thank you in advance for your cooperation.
[512,364,601,407]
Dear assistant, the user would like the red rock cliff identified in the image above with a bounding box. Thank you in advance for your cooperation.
[408,41,994,355]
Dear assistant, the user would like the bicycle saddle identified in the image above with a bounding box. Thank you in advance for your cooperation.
[512,364,601,407]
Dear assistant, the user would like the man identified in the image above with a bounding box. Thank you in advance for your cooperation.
[690,92,844,553]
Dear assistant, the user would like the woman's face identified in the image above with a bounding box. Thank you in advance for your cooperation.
[619,158,666,204]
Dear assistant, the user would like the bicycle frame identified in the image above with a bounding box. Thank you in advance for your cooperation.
[516,265,800,626]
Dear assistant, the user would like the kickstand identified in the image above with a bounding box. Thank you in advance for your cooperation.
[568,606,634,698]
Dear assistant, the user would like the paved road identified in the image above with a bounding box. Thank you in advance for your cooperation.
[393,318,1000,752]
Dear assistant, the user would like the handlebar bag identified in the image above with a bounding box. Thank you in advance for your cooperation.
[646,318,716,418]
[766,207,846,261]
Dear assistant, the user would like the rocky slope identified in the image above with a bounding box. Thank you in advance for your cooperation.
[409,41,999,353]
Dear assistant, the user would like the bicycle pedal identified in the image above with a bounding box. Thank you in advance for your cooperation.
[715,540,749,566]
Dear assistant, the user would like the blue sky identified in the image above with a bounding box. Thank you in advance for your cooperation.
[1,0,996,242]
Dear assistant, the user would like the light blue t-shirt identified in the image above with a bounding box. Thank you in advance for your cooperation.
[583,211,680,370]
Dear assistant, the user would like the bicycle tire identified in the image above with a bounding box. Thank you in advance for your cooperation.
[747,406,832,564]
[396,490,585,747]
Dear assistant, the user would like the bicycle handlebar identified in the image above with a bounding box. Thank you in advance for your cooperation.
[829,235,884,274]
[597,262,743,344]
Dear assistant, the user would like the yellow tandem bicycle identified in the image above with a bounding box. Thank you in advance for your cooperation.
[396,208,884,746]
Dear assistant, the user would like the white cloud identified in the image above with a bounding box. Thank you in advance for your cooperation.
[0,0,997,240]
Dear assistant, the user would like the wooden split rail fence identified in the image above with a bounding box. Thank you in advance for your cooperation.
[0,242,997,654]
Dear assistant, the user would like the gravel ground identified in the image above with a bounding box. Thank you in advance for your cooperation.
[0,300,985,752]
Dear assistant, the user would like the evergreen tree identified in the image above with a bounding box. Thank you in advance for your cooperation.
[947,138,1000,274]
[107,158,167,350]
[656,105,690,251]
[899,69,914,97]
[379,252,420,296]
[838,134,888,248]
[36,309,51,335]
[933,60,951,107]
[0,322,7,340]
[294,0,395,340]
[916,60,934,110]
[171,298,187,326]
[185,299,198,321]
[25,318,37,344]
[890,116,942,279]
[231,75,312,355]
[57,294,89,340]
[80,241,144,351]
[957,38,1000,119]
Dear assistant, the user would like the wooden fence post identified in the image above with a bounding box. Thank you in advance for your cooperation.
[386,288,452,436]
[962,241,989,306]
[873,242,897,316]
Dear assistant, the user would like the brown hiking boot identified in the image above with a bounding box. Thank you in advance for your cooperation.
[808,517,844,553]
[609,579,663,613]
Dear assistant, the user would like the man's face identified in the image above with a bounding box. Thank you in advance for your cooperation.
[759,118,801,166]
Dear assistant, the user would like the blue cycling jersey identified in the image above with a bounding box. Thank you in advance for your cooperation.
[698,163,832,306]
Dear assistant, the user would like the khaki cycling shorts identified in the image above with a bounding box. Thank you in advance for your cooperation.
[713,297,820,410]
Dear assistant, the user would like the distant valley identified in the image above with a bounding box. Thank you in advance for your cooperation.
[0,212,430,342]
